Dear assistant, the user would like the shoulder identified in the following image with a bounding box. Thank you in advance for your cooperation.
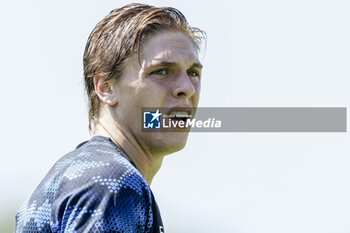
[16,136,153,233]
[25,135,150,207]
[52,137,153,231]
[55,136,149,196]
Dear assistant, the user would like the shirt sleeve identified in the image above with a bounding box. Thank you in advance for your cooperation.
[51,172,153,233]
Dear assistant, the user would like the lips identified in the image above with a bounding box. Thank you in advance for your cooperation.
[165,107,193,127]
[166,107,192,119]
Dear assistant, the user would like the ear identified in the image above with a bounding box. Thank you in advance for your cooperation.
[93,75,118,106]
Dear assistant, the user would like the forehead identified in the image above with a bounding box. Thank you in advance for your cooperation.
[140,31,199,66]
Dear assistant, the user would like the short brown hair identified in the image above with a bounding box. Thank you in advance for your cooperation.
[83,3,205,132]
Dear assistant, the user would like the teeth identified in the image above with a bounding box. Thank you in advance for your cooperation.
[169,111,190,117]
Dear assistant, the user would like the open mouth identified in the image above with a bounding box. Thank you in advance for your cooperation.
[167,111,192,128]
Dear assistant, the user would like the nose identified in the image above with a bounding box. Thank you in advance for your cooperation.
[172,71,196,101]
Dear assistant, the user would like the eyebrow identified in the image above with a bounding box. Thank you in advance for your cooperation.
[146,61,203,69]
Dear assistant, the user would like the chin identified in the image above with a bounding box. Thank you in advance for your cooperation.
[148,132,189,156]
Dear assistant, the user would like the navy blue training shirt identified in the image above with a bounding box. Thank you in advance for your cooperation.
[15,136,164,233]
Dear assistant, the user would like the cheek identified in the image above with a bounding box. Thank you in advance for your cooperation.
[136,79,172,106]
[196,79,201,93]
[194,79,201,95]
[192,80,201,106]
[145,78,172,94]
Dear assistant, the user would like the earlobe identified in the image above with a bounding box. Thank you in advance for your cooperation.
[93,75,118,106]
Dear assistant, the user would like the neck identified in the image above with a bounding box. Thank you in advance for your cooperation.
[93,115,164,186]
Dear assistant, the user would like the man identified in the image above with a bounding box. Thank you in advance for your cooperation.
[15,3,204,233]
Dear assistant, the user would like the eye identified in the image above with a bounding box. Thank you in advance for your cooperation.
[150,69,168,76]
[187,70,200,78]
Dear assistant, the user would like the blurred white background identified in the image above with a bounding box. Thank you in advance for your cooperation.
[0,0,349,232]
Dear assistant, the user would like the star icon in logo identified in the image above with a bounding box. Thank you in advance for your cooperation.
[151,109,161,122]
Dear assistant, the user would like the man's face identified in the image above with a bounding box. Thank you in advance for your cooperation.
[111,31,202,156]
